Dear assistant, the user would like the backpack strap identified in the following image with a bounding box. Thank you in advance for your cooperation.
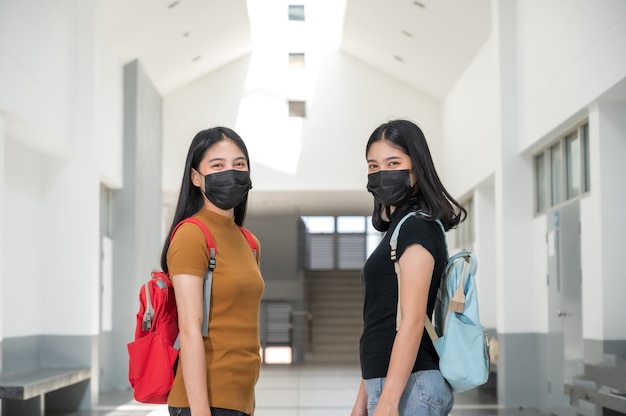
[171,218,216,341]
[389,211,447,334]
[170,218,259,344]
[238,226,259,261]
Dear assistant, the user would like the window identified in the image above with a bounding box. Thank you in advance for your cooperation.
[535,153,547,213]
[550,143,562,206]
[288,100,306,117]
[565,133,581,199]
[534,122,590,214]
[289,53,305,69]
[288,5,305,21]
[100,185,113,238]
[302,216,383,270]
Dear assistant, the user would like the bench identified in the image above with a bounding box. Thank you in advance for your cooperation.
[0,367,91,416]
[565,355,626,415]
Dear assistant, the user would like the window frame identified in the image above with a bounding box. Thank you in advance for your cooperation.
[533,121,590,215]
[302,216,382,271]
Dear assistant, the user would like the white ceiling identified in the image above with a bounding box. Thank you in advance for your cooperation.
[101,0,492,216]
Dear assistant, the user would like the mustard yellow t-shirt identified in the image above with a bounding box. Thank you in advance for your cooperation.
[166,209,264,414]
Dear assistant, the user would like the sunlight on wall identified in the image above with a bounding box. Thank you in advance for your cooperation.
[237,0,345,174]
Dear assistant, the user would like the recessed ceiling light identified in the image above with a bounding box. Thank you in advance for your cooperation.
[413,1,425,8]
[393,55,404,62]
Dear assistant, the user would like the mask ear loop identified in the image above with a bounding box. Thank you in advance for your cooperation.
[192,168,210,202]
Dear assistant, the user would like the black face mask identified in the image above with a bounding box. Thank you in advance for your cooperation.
[367,169,413,207]
[203,170,252,210]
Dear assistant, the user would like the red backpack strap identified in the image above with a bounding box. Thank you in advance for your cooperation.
[169,217,217,339]
[171,217,216,254]
[238,227,258,260]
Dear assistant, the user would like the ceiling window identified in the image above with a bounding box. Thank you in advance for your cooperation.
[288,5,305,21]
[288,100,306,117]
[289,52,305,69]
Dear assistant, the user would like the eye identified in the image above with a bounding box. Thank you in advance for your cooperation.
[368,162,378,170]
[211,162,224,169]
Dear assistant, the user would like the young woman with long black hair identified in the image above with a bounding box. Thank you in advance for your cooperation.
[161,127,263,416]
[352,120,465,416]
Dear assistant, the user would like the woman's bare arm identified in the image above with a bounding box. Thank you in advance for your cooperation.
[172,273,212,416]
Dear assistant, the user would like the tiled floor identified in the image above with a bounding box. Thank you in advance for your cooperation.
[48,364,546,416]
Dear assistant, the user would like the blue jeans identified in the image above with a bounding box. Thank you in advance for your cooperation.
[364,370,454,416]
[168,407,249,416]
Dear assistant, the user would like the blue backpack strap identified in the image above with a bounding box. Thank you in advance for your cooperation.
[389,211,447,336]
[389,211,419,330]
[389,212,418,262]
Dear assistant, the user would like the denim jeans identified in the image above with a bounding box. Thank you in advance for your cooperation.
[168,406,249,416]
[364,370,454,416]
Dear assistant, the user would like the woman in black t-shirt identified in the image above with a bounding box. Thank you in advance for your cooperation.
[351,120,466,416]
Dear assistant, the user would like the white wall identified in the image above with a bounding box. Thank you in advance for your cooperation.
[0,116,5,343]
[3,139,45,337]
[0,0,124,339]
[516,0,626,151]
[163,51,441,197]
[474,181,498,330]
[96,41,124,189]
[442,39,497,198]
[0,0,75,155]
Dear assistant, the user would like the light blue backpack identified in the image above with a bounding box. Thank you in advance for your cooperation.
[390,211,490,392]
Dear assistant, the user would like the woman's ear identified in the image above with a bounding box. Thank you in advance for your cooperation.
[190,169,203,188]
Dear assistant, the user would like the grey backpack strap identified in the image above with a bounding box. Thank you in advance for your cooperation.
[173,246,216,350]
[201,247,216,338]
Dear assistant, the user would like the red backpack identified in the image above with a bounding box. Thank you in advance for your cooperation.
[127,217,258,404]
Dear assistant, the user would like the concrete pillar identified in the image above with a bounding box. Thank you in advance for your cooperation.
[109,60,163,388]
[492,0,541,407]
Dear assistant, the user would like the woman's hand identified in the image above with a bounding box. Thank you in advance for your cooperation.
[372,394,399,416]
[351,379,368,416]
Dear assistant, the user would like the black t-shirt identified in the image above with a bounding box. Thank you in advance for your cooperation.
[359,212,447,379]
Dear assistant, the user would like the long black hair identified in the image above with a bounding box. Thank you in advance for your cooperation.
[160,127,250,272]
[366,119,466,232]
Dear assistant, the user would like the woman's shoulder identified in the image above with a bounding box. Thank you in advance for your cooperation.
[395,212,442,243]
[170,217,209,246]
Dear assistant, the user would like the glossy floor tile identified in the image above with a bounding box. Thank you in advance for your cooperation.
[47,364,546,416]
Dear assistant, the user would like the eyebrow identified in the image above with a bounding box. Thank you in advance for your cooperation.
[208,156,247,163]
[367,156,402,163]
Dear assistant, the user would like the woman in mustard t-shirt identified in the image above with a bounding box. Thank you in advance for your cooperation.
[160,127,264,416]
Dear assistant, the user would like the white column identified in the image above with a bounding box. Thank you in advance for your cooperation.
[474,183,497,331]
[493,0,539,407]
[583,102,626,342]
[0,114,5,365]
